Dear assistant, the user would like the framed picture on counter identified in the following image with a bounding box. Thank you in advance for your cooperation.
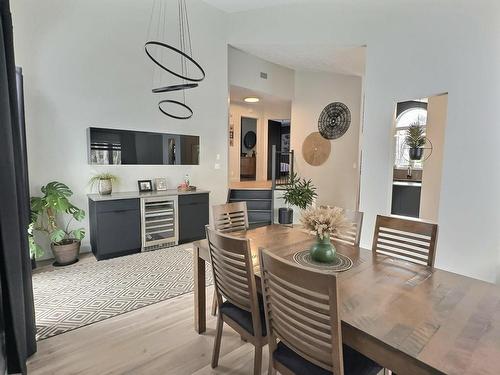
[155,178,167,191]
[138,180,153,192]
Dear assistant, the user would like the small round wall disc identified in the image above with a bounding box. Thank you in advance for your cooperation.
[302,132,331,166]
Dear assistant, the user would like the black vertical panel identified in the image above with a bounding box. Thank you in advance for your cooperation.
[267,120,282,180]
[15,68,36,357]
[0,277,6,375]
[0,0,37,373]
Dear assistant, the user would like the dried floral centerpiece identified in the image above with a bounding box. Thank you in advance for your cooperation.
[301,206,351,263]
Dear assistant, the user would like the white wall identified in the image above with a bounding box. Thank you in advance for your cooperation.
[228,46,294,100]
[227,1,500,282]
[229,101,291,181]
[291,71,362,210]
[420,94,448,222]
[12,0,228,259]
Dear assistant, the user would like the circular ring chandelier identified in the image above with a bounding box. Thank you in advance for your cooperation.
[145,41,205,82]
[158,99,193,120]
[152,83,198,93]
[145,0,205,119]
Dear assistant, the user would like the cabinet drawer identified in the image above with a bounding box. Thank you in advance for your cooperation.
[178,193,209,206]
[96,198,139,213]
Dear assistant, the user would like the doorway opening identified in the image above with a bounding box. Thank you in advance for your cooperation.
[228,85,291,189]
[240,116,257,181]
[267,119,290,181]
[390,93,448,222]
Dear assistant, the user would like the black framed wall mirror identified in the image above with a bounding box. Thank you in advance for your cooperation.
[87,127,200,165]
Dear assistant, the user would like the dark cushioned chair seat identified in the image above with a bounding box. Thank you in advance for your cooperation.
[219,298,267,336]
[273,341,382,375]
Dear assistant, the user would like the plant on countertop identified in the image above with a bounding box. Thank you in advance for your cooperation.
[282,172,317,210]
[30,182,85,262]
[89,172,119,188]
[89,172,119,195]
[405,123,426,148]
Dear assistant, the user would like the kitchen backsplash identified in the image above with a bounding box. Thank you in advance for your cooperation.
[393,168,422,181]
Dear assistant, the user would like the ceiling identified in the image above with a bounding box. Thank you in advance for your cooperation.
[233,44,366,77]
[230,85,291,110]
[202,0,323,13]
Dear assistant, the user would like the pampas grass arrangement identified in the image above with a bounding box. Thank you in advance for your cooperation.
[301,206,351,240]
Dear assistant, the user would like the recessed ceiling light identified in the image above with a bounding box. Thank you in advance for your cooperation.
[244,97,260,103]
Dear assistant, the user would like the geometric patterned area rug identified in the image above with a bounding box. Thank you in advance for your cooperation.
[32,245,212,341]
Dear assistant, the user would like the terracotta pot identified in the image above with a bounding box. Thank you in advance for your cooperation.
[98,178,112,195]
[51,240,80,266]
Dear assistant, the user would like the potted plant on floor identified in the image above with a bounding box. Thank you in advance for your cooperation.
[405,123,427,160]
[30,181,86,266]
[279,172,317,225]
[28,222,44,269]
[89,172,119,195]
[301,206,351,263]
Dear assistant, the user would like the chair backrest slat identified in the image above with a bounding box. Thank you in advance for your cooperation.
[206,227,263,338]
[260,248,344,375]
[372,215,438,267]
[213,202,249,233]
[330,209,363,246]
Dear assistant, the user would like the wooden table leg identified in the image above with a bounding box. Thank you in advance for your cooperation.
[194,244,206,333]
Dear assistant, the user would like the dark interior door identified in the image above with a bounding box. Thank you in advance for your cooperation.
[267,120,281,180]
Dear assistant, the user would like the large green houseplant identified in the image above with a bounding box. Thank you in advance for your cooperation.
[30,181,85,266]
[279,172,317,224]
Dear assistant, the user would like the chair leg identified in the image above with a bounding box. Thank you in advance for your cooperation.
[268,359,276,375]
[211,290,218,316]
[253,345,262,375]
[211,314,223,368]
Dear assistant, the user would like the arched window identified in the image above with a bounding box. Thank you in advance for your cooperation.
[394,107,427,168]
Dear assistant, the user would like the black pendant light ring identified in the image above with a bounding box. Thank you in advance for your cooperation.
[152,83,198,94]
[158,99,193,120]
[145,41,205,82]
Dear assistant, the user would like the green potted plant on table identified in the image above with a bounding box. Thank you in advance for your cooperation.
[301,206,351,263]
[279,172,317,225]
[30,181,85,266]
[89,172,119,195]
[405,123,427,161]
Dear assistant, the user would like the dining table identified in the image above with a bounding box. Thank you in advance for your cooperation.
[192,224,500,375]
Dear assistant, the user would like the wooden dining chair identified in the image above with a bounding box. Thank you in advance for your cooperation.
[212,201,249,233]
[259,248,382,375]
[206,227,267,375]
[330,209,363,246]
[372,215,438,267]
[210,201,250,315]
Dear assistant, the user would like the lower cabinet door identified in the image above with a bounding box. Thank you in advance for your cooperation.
[179,202,209,243]
[97,209,141,259]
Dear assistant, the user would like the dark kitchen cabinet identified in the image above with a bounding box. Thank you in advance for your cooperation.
[89,198,141,260]
[178,193,209,244]
[391,184,421,218]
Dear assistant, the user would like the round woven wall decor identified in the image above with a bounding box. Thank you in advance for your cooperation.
[302,132,331,166]
[318,102,351,140]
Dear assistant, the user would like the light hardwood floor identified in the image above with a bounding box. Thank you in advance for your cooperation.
[28,286,269,375]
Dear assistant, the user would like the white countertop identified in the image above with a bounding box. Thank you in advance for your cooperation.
[392,181,422,187]
[88,189,210,202]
